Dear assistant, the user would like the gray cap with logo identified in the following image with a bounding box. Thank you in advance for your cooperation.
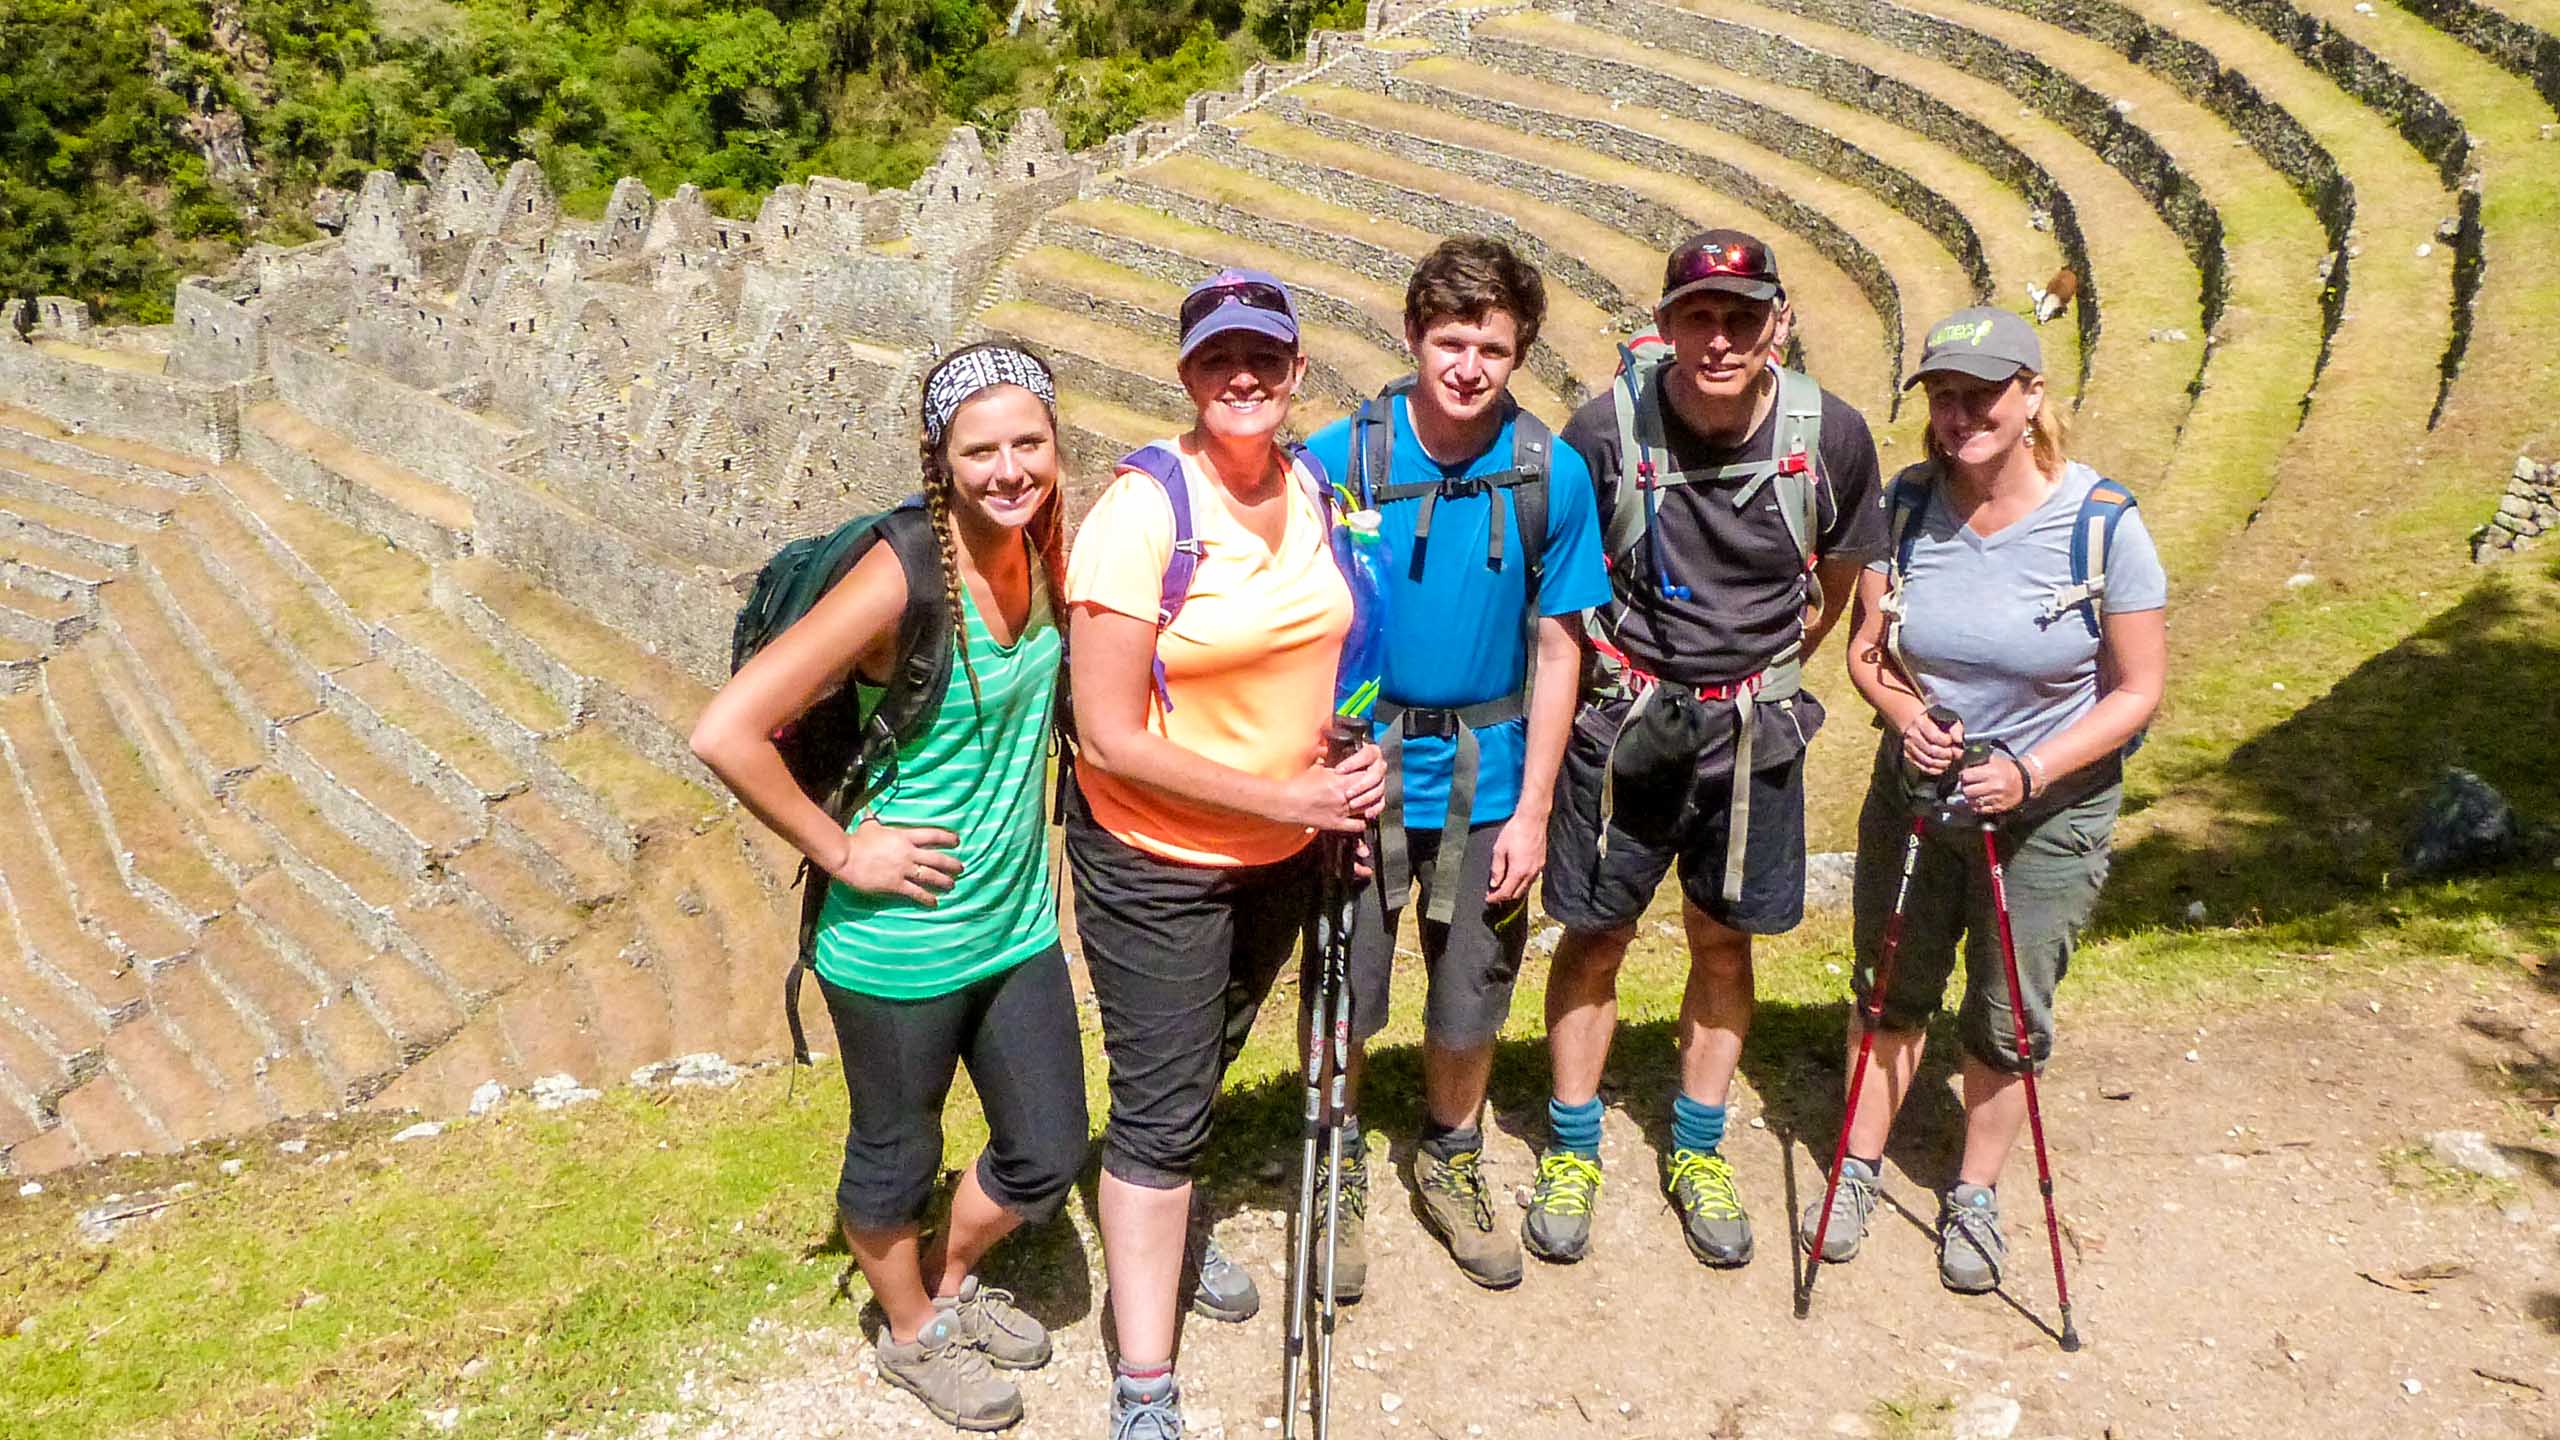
[1904,306,2043,389]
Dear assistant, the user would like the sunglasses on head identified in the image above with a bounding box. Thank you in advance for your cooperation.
[1179,279,1292,336]
[1670,239,1775,285]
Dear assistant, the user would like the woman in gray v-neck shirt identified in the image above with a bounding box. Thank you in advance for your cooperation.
[1796,306,2167,1296]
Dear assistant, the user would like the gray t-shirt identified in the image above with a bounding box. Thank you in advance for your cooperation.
[1871,460,2166,761]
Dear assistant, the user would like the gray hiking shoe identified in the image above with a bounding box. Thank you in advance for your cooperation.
[937,1275,1051,1369]
[1185,1224,1260,1323]
[1796,1157,1882,1264]
[1938,1183,2007,1293]
[1313,1138,1371,1302]
[1110,1370,1184,1440]
[1522,1148,1604,1263]
[1417,1144,1524,1289]
[877,1312,1024,1432]
[1664,1147,1754,1267]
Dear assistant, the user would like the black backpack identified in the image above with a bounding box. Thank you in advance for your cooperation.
[728,499,951,1065]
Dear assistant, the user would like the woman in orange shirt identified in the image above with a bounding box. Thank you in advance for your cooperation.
[1065,270,1386,1439]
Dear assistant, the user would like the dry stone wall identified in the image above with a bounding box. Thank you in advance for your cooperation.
[2473,456,2559,561]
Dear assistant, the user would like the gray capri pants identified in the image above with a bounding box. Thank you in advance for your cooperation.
[1850,739,2121,1075]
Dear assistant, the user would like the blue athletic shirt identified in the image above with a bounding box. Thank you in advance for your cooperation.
[1302,395,1612,829]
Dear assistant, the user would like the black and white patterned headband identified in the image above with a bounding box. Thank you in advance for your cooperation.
[922,346,1056,447]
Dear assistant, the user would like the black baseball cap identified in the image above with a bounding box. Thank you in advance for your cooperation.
[1658,228,1783,309]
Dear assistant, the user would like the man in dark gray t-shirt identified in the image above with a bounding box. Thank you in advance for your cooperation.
[1528,228,1885,1276]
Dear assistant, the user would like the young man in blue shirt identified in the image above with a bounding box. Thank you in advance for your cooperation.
[1298,238,1611,1293]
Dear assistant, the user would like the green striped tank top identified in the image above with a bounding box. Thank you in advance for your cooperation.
[811,569,1062,999]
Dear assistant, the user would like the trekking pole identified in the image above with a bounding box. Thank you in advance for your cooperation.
[1798,704,1964,1321]
[1796,809,1925,1319]
[1280,867,1331,1440]
[1979,819,2083,1353]
[1313,824,1360,1438]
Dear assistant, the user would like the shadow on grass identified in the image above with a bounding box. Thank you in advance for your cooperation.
[2099,572,2560,939]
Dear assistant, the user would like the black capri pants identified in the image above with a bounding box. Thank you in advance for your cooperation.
[1065,786,1318,1190]
[818,944,1090,1232]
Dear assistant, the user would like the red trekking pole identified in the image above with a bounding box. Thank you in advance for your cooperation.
[1795,810,1925,1319]
[1981,821,2083,1352]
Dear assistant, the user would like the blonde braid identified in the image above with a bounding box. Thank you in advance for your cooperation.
[922,455,984,712]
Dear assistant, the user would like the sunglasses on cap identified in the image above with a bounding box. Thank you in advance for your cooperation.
[1668,236,1777,287]
[1178,279,1294,337]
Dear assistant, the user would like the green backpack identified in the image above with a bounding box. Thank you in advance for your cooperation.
[728,499,952,1065]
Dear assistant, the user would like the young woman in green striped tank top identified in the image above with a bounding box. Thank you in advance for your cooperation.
[690,344,1085,1434]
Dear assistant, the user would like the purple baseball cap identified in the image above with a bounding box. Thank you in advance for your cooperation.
[1177,268,1301,361]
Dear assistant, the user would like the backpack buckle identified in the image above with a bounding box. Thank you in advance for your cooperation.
[1399,707,1462,741]
[1777,448,1810,477]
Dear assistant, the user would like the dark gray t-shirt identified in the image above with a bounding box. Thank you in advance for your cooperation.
[1561,380,1887,685]
[1873,460,2167,761]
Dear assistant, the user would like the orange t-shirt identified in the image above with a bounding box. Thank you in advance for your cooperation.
[1066,441,1352,867]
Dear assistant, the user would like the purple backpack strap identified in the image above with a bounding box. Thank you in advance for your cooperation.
[1119,444,1198,712]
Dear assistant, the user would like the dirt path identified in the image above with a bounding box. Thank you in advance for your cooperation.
[649,971,2560,1439]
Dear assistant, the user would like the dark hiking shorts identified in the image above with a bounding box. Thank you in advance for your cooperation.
[1065,786,1318,1190]
[1851,740,2122,1075]
[1347,820,1532,1050]
[819,944,1089,1232]
[1542,694,1808,936]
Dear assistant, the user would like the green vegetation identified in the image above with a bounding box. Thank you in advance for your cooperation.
[0,0,1367,321]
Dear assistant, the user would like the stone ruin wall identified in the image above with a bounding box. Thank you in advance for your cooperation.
[0,1,1393,686]
[3,113,1108,683]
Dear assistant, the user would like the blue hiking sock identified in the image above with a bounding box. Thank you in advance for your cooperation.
[1671,1094,1727,1155]
[1547,1096,1604,1158]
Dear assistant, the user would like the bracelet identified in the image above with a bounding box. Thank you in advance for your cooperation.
[2019,749,2051,797]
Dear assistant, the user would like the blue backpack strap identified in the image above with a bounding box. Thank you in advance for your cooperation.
[1118,443,1198,712]
[2051,476,2137,637]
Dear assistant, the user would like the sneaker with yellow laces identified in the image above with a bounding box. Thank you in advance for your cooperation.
[1664,1147,1754,1267]
[1522,1148,1603,1263]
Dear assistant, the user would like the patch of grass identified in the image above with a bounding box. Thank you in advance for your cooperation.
[2378,1142,2522,1209]
[1872,1392,1955,1440]
[0,1080,904,1439]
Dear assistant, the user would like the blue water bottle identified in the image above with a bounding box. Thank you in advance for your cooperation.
[1329,508,1389,761]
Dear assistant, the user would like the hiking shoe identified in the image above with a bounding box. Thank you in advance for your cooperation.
[1185,1226,1260,1323]
[937,1275,1050,1369]
[1938,1183,2007,1293]
[1416,1144,1524,1289]
[1313,1139,1371,1302]
[1795,1157,1882,1264]
[877,1312,1023,1432]
[1110,1370,1184,1440]
[1664,1147,1754,1267]
[1522,1148,1604,1263]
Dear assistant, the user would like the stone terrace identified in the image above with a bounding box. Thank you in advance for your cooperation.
[0,0,2553,1173]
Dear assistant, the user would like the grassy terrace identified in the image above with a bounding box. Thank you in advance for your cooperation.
[1627,0,2201,485]
[1397,51,1980,386]
[1998,0,2458,619]
[1706,0,2339,600]
[1117,153,1625,392]
[1281,80,1899,412]
[2118,0,2560,893]
[1041,196,1577,418]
